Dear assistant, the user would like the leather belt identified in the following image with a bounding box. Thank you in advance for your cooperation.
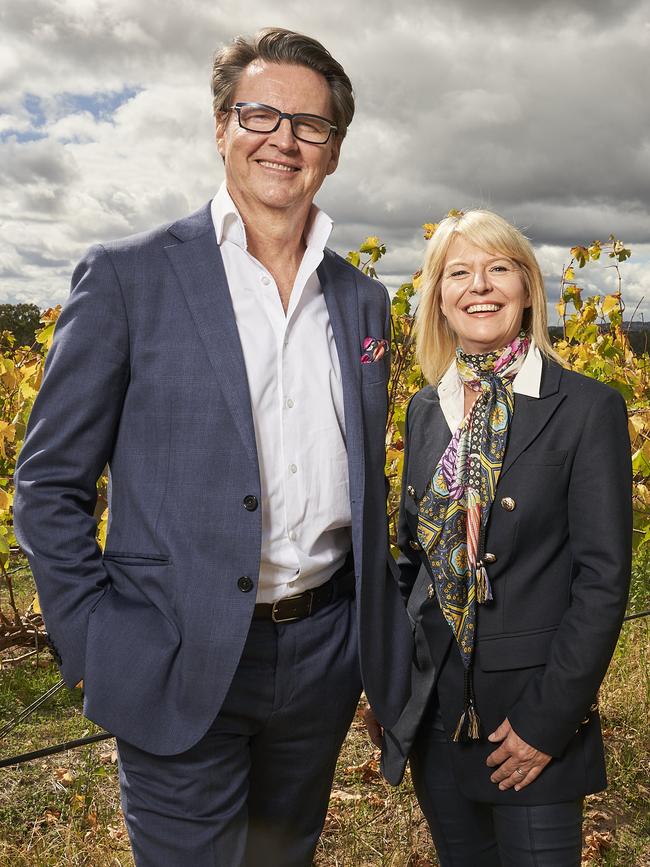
[253,555,355,624]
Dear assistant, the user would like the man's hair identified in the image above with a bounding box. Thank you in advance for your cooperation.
[211,27,354,138]
[414,209,561,385]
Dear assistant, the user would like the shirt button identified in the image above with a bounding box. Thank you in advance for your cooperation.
[286,398,294,408]
[289,463,297,474]
[237,576,253,592]
[261,275,271,285]
[242,495,258,511]
[500,497,516,512]
[289,530,297,541]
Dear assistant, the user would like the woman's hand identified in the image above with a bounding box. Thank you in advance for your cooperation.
[486,717,551,791]
[363,705,384,748]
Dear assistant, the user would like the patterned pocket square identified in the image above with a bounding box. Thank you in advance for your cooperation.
[361,336,389,363]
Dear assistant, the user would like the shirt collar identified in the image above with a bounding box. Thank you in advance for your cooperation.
[210,181,333,254]
[437,341,543,433]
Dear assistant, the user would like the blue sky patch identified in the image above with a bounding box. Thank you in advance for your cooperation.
[23,93,47,128]
[0,87,142,141]
[58,86,142,121]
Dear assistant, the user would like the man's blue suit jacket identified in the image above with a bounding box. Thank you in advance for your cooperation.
[14,202,413,754]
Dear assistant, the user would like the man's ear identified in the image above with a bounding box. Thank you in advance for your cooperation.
[215,114,227,159]
[326,136,342,176]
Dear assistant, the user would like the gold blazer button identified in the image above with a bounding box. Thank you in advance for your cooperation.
[483,552,497,563]
[407,485,416,498]
[500,497,516,511]
[409,539,422,550]
[427,583,435,599]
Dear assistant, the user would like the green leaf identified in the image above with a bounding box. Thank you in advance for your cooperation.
[35,322,55,349]
[0,529,9,566]
[606,379,634,401]
[632,442,650,475]
[392,301,409,320]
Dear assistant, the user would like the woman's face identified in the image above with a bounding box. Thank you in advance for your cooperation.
[439,236,531,355]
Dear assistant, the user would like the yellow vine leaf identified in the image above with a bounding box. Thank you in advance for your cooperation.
[0,488,11,511]
[97,507,109,550]
[602,294,621,318]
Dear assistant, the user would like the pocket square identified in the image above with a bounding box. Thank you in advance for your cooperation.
[361,336,388,364]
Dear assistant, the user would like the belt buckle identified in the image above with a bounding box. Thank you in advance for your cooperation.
[271,590,313,624]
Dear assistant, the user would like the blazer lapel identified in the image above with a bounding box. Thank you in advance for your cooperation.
[318,251,364,548]
[501,359,565,477]
[411,397,454,498]
[165,204,257,462]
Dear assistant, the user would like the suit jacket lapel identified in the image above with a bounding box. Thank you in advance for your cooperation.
[318,251,364,540]
[165,204,257,462]
[501,359,565,477]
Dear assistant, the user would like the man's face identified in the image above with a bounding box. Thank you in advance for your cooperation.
[216,61,341,217]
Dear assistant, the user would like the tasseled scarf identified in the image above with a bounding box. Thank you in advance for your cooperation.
[417,333,529,741]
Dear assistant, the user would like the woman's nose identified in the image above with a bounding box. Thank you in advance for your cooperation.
[470,269,489,293]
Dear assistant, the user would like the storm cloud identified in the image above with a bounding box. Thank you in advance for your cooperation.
[1,0,649,315]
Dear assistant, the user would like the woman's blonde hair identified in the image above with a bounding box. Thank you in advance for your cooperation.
[414,209,560,385]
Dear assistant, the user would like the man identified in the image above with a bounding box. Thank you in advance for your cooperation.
[14,27,412,867]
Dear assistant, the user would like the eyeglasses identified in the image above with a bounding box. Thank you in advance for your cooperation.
[225,102,338,144]
[442,262,522,290]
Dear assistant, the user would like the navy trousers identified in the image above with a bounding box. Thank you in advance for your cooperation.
[409,699,583,867]
[117,595,361,866]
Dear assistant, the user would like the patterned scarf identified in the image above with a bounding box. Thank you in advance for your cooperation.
[416,333,529,740]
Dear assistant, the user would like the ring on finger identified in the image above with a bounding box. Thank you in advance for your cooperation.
[514,767,526,778]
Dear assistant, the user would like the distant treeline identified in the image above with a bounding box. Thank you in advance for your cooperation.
[0,304,41,347]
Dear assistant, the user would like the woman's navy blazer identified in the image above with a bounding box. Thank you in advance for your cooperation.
[382,359,632,805]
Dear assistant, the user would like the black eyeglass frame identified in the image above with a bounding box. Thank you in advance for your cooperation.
[225,102,338,144]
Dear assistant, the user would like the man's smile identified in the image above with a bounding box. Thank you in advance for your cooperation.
[256,159,300,172]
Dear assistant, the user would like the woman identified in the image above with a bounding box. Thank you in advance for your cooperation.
[367,210,632,866]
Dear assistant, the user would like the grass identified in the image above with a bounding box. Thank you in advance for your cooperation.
[1,563,649,866]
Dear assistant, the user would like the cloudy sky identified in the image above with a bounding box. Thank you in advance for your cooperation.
[1,0,649,322]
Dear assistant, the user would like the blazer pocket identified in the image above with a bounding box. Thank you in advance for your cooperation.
[477,625,558,671]
[102,551,171,565]
[361,357,388,386]
[516,449,567,467]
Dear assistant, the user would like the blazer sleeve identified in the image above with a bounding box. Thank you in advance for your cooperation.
[13,244,130,687]
[395,396,422,602]
[507,386,632,757]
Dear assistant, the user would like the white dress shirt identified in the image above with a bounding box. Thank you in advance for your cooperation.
[437,342,543,433]
[211,183,351,603]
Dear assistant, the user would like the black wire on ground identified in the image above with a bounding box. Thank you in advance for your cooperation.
[0,731,113,768]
